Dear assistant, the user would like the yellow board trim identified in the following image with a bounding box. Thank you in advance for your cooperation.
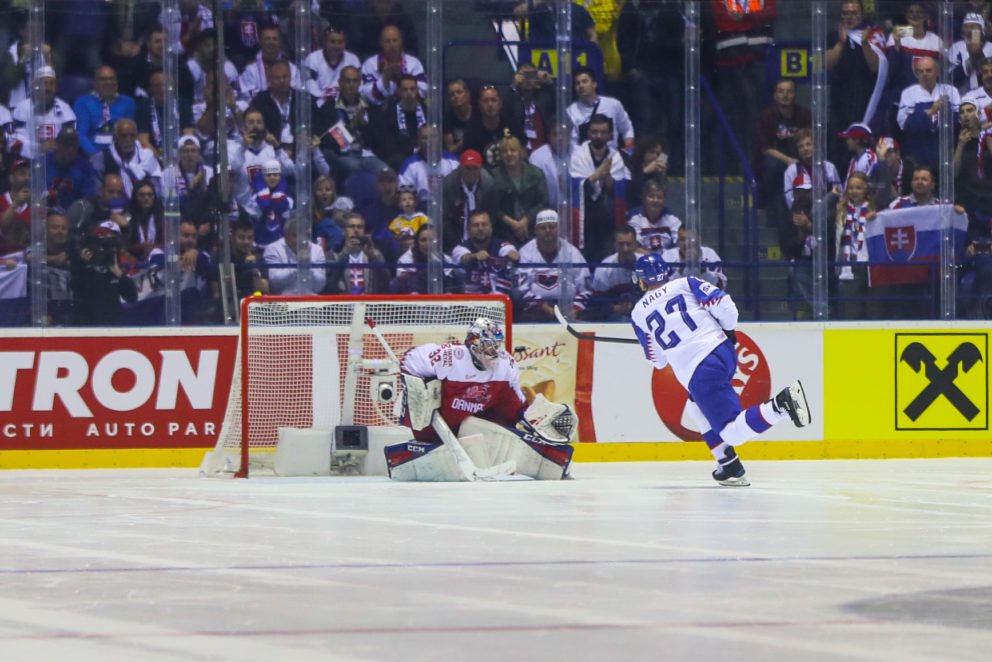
[572,439,992,462]
[3,438,991,470]
[0,449,210,470]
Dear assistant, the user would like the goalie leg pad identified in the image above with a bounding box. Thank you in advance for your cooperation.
[384,440,472,482]
[459,417,573,480]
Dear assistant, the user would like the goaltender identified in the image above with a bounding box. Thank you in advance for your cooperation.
[384,318,576,481]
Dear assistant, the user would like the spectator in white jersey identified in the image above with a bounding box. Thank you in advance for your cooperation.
[264,218,328,295]
[238,24,303,104]
[90,119,163,200]
[949,13,992,95]
[630,253,811,487]
[10,66,76,158]
[528,122,565,210]
[516,209,591,322]
[359,25,427,107]
[590,224,641,322]
[398,125,459,207]
[897,56,962,172]
[228,108,295,215]
[305,26,361,105]
[660,227,727,291]
[627,179,681,253]
[569,114,631,262]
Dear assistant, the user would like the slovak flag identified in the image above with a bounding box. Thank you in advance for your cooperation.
[865,205,968,287]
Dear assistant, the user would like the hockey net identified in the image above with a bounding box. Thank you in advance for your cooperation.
[201,294,512,477]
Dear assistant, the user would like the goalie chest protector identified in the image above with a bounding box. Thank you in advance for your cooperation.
[402,342,526,431]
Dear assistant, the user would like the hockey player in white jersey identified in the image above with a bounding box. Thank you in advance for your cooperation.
[384,318,576,481]
[630,253,811,486]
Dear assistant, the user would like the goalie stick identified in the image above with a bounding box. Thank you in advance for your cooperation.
[365,317,515,481]
[553,305,640,345]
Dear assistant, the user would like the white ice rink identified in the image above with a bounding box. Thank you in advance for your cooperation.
[1,459,991,661]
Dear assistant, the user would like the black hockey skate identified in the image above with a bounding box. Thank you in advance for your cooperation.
[773,380,811,427]
[712,447,749,487]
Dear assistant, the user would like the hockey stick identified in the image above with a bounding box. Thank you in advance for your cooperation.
[365,317,402,364]
[366,317,514,481]
[553,305,640,345]
[432,412,516,481]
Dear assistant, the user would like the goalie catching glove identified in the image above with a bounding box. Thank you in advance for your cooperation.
[517,393,577,444]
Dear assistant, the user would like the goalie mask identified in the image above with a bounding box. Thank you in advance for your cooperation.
[466,317,504,370]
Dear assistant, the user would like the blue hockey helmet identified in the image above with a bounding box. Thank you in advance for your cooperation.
[632,253,667,287]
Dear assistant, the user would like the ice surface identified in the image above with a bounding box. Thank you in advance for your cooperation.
[1,459,990,661]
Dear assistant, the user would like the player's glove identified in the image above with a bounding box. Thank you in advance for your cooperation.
[725,329,737,346]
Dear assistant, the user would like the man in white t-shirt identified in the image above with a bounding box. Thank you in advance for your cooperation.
[566,65,634,151]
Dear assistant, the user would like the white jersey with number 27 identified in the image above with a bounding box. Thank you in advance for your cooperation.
[630,276,739,387]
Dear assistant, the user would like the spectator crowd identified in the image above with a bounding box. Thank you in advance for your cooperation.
[0,0,990,326]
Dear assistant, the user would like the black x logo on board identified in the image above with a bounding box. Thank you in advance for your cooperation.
[900,342,984,421]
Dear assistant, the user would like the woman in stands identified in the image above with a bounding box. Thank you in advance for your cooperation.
[628,134,669,205]
[835,171,877,319]
[123,178,164,263]
[490,135,548,247]
[311,175,346,254]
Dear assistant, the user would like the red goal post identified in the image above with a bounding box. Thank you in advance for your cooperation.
[201,294,513,477]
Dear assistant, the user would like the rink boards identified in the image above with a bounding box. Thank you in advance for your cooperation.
[0,321,990,468]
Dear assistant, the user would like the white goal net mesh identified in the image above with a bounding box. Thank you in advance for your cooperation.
[204,295,510,475]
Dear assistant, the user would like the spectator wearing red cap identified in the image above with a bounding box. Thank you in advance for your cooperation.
[838,121,878,191]
[441,149,499,252]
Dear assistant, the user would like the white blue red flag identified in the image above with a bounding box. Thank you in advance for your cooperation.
[865,205,968,287]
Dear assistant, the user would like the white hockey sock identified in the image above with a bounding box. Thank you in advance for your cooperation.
[719,403,783,447]
[685,400,731,462]
[709,441,732,462]
[761,401,788,425]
